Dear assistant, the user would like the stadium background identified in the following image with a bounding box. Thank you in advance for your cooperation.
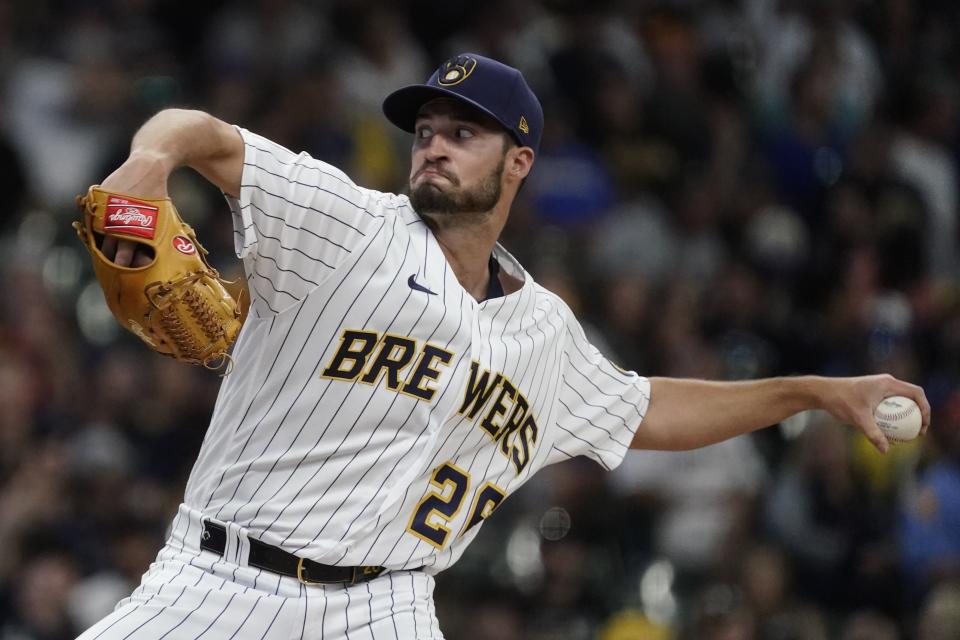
[1,0,959,638]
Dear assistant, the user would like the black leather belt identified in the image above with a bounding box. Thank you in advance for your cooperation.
[200,520,385,586]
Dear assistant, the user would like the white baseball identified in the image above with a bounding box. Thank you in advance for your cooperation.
[874,395,922,442]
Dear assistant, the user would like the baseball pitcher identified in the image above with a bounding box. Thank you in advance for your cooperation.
[76,53,929,639]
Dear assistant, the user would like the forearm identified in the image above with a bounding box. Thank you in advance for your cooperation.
[632,376,828,451]
[120,108,243,197]
[98,109,244,266]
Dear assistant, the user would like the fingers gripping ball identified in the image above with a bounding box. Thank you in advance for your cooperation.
[73,186,245,372]
[874,395,922,443]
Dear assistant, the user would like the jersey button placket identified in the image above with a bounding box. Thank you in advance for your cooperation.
[469,302,484,362]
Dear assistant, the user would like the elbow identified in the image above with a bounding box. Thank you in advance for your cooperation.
[147,108,217,132]
[157,107,208,118]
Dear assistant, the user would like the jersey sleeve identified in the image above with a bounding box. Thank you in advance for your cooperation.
[224,127,386,315]
[546,314,651,471]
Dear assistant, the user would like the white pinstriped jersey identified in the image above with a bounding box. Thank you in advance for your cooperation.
[182,128,650,574]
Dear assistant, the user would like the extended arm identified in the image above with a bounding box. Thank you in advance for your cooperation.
[99,109,243,265]
[631,375,930,453]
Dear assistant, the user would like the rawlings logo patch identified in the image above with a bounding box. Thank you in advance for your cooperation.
[173,235,196,255]
[105,196,158,239]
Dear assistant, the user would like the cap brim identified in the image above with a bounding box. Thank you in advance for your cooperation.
[382,84,516,142]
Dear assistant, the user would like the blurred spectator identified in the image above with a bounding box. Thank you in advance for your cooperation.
[760,49,848,227]
[898,391,960,596]
[839,609,900,640]
[0,348,41,479]
[0,128,29,232]
[2,548,79,640]
[623,6,716,208]
[588,196,677,286]
[597,609,672,640]
[888,71,960,280]
[4,9,138,209]
[0,442,70,581]
[650,280,724,379]
[332,3,428,117]
[611,437,766,578]
[916,581,960,640]
[526,121,616,227]
[459,598,526,640]
[258,60,356,169]
[702,261,781,380]
[547,2,651,148]
[588,271,653,369]
[683,582,756,640]
[738,543,791,637]
[752,0,883,134]
[764,414,902,612]
[67,519,163,631]
[204,0,328,79]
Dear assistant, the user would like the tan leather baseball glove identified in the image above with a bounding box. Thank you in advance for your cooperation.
[73,186,244,372]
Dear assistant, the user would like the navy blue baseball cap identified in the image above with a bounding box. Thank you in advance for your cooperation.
[383,53,543,155]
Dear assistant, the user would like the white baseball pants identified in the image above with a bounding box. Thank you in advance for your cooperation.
[75,505,444,640]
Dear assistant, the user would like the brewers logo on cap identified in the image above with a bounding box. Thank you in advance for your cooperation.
[383,52,543,154]
[437,55,477,86]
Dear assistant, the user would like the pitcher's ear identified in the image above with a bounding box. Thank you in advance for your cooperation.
[508,146,534,181]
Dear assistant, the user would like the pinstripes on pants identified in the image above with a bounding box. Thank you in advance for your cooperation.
[75,505,443,640]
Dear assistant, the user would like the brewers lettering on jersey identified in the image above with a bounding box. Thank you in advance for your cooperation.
[79,53,930,639]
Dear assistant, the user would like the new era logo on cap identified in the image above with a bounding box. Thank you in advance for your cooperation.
[382,53,544,155]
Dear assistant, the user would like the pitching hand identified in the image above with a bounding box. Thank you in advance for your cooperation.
[98,152,170,267]
[817,374,930,453]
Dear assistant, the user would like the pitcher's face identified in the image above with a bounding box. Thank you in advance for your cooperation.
[409,99,511,218]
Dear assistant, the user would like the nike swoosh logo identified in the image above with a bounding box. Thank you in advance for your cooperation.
[408,274,437,295]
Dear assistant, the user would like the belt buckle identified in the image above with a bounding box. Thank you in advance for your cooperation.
[359,565,383,581]
[296,557,328,586]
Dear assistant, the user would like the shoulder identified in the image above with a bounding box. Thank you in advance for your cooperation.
[492,245,572,315]
[531,283,576,324]
[379,192,422,225]
[238,126,420,221]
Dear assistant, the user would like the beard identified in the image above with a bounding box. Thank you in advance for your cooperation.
[409,157,504,219]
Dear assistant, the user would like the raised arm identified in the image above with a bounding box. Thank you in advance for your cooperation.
[632,375,930,453]
[106,108,243,196]
[98,109,243,265]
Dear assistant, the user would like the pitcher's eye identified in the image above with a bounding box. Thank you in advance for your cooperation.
[417,127,433,139]
[456,127,474,139]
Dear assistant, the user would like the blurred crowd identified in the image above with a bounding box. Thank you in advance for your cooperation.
[1,0,960,638]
